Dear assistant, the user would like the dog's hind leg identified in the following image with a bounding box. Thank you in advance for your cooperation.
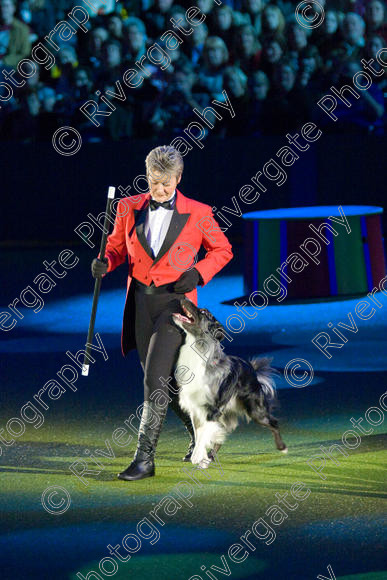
[268,416,287,453]
[250,411,288,453]
[203,443,222,468]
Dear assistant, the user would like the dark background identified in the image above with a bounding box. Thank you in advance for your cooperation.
[2,133,386,245]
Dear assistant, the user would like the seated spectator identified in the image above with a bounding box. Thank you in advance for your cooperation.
[143,0,174,39]
[209,5,235,45]
[365,0,387,43]
[129,0,146,18]
[51,46,78,95]
[250,69,270,101]
[327,12,366,76]
[172,63,208,110]
[333,0,355,10]
[71,78,111,142]
[241,0,264,36]
[18,0,55,43]
[106,102,134,141]
[363,34,386,79]
[312,10,341,58]
[96,39,123,85]
[364,33,384,60]
[150,37,191,92]
[264,61,312,134]
[232,23,261,74]
[320,59,385,134]
[38,84,63,134]
[144,63,210,138]
[49,0,72,22]
[275,0,298,20]
[107,13,124,42]
[261,3,285,39]
[83,27,109,72]
[165,41,190,72]
[1,89,40,141]
[227,4,251,29]
[221,65,250,135]
[38,85,56,112]
[247,70,271,135]
[260,35,285,78]
[123,17,148,65]
[99,77,135,141]
[67,67,95,114]
[286,21,308,66]
[25,65,43,91]
[340,12,366,57]
[0,0,31,67]
[297,45,324,97]
[196,0,216,18]
[196,36,229,100]
[363,35,387,91]
[82,0,116,16]
[184,21,208,68]
[167,4,187,31]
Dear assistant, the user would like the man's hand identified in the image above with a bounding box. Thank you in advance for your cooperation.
[174,268,201,293]
[91,257,108,279]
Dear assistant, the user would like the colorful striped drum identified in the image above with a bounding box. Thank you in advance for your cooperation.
[243,206,386,299]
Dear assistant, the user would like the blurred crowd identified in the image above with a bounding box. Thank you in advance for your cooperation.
[0,0,386,142]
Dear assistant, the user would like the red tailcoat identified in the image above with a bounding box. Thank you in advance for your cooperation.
[104,189,233,355]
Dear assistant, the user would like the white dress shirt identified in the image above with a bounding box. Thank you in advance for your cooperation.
[144,190,176,258]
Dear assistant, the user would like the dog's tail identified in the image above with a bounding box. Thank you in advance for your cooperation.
[249,356,277,401]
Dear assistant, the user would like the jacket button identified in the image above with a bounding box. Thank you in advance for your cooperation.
[138,259,141,262]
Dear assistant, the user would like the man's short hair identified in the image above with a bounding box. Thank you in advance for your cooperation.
[145,145,184,182]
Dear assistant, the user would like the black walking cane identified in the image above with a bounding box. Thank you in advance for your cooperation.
[82,186,116,377]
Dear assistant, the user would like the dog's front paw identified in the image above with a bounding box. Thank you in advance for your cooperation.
[191,448,207,465]
[190,453,201,465]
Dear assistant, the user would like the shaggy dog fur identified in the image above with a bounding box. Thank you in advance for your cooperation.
[172,298,287,467]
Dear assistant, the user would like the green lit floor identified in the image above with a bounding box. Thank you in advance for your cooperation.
[1,366,386,580]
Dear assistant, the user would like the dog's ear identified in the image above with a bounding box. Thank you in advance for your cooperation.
[212,322,226,342]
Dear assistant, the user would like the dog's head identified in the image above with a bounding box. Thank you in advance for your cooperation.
[172,298,226,342]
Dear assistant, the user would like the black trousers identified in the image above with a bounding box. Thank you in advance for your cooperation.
[134,280,186,401]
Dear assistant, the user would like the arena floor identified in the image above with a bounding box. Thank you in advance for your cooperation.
[1,247,386,580]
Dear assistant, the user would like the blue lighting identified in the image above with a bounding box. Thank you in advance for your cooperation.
[2,275,386,373]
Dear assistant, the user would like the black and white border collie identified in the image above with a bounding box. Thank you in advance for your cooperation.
[172,298,287,468]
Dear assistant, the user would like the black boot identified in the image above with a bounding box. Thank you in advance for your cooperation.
[169,392,195,462]
[117,401,168,481]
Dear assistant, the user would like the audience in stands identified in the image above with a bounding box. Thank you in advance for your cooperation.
[0,0,386,141]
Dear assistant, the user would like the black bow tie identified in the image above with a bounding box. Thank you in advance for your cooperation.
[149,197,175,211]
